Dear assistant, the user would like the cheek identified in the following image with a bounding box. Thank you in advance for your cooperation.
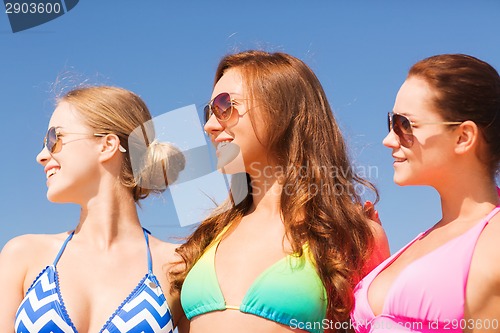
[62,155,101,185]
[392,163,411,184]
[49,162,100,201]
[252,120,269,146]
[241,134,267,160]
[235,112,272,166]
[244,107,268,141]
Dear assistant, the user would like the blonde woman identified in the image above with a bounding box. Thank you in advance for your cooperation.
[0,86,186,332]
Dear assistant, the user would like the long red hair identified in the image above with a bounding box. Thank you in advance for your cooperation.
[171,50,377,327]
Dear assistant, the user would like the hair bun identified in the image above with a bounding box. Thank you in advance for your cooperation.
[135,140,186,191]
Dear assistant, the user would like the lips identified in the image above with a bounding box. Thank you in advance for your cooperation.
[45,166,60,179]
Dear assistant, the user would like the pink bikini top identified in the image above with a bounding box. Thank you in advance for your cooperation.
[352,195,500,333]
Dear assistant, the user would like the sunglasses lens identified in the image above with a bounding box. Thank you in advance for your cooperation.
[204,104,211,123]
[212,93,232,121]
[391,113,414,148]
[45,127,59,153]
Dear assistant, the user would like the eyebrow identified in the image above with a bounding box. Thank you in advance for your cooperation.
[394,111,414,118]
[207,92,245,103]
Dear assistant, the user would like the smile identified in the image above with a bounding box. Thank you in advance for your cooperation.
[216,140,232,151]
[46,167,59,179]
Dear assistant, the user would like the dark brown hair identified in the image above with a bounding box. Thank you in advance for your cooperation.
[171,51,378,327]
[408,54,500,176]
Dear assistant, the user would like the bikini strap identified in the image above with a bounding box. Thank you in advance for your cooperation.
[484,206,500,225]
[484,187,500,223]
[53,231,75,267]
[143,228,153,273]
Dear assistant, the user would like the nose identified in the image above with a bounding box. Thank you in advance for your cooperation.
[382,130,400,149]
[36,145,50,166]
[204,113,224,140]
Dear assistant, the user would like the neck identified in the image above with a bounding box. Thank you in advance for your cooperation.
[435,171,498,226]
[247,165,283,219]
[75,185,143,249]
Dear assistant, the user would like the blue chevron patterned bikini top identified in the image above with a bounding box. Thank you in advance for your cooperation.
[15,229,174,333]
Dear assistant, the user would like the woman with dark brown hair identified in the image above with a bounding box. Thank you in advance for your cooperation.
[352,54,500,333]
[172,50,389,333]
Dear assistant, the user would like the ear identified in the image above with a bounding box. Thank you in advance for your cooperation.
[98,134,123,162]
[454,120,479,155]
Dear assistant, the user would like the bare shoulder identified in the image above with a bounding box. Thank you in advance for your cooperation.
[147,235,183,281]
[465,211,500,322]
[468,211,500,293]
[147,235,180,264]
[146,236,185,325]
[0,233,70,293]
[476,212,500,276]
[1,233,67,262]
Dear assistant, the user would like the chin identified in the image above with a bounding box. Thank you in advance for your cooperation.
[393,175,411,187]
[47,194,69,203]
[393,175,425,187]
[46,188,75,204]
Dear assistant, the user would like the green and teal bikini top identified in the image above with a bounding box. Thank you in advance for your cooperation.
[180,225,328,333]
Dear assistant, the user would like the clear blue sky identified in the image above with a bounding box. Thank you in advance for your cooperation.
[1,1,499,253]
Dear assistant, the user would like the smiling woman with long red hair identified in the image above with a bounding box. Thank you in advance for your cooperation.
[171,50,390,333]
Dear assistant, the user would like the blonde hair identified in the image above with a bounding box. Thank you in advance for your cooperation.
[60,86,185,202]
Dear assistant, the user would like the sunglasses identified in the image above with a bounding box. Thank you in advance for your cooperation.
[387,112,462,148]
[204,92,250,127]
[43,126,126,154]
